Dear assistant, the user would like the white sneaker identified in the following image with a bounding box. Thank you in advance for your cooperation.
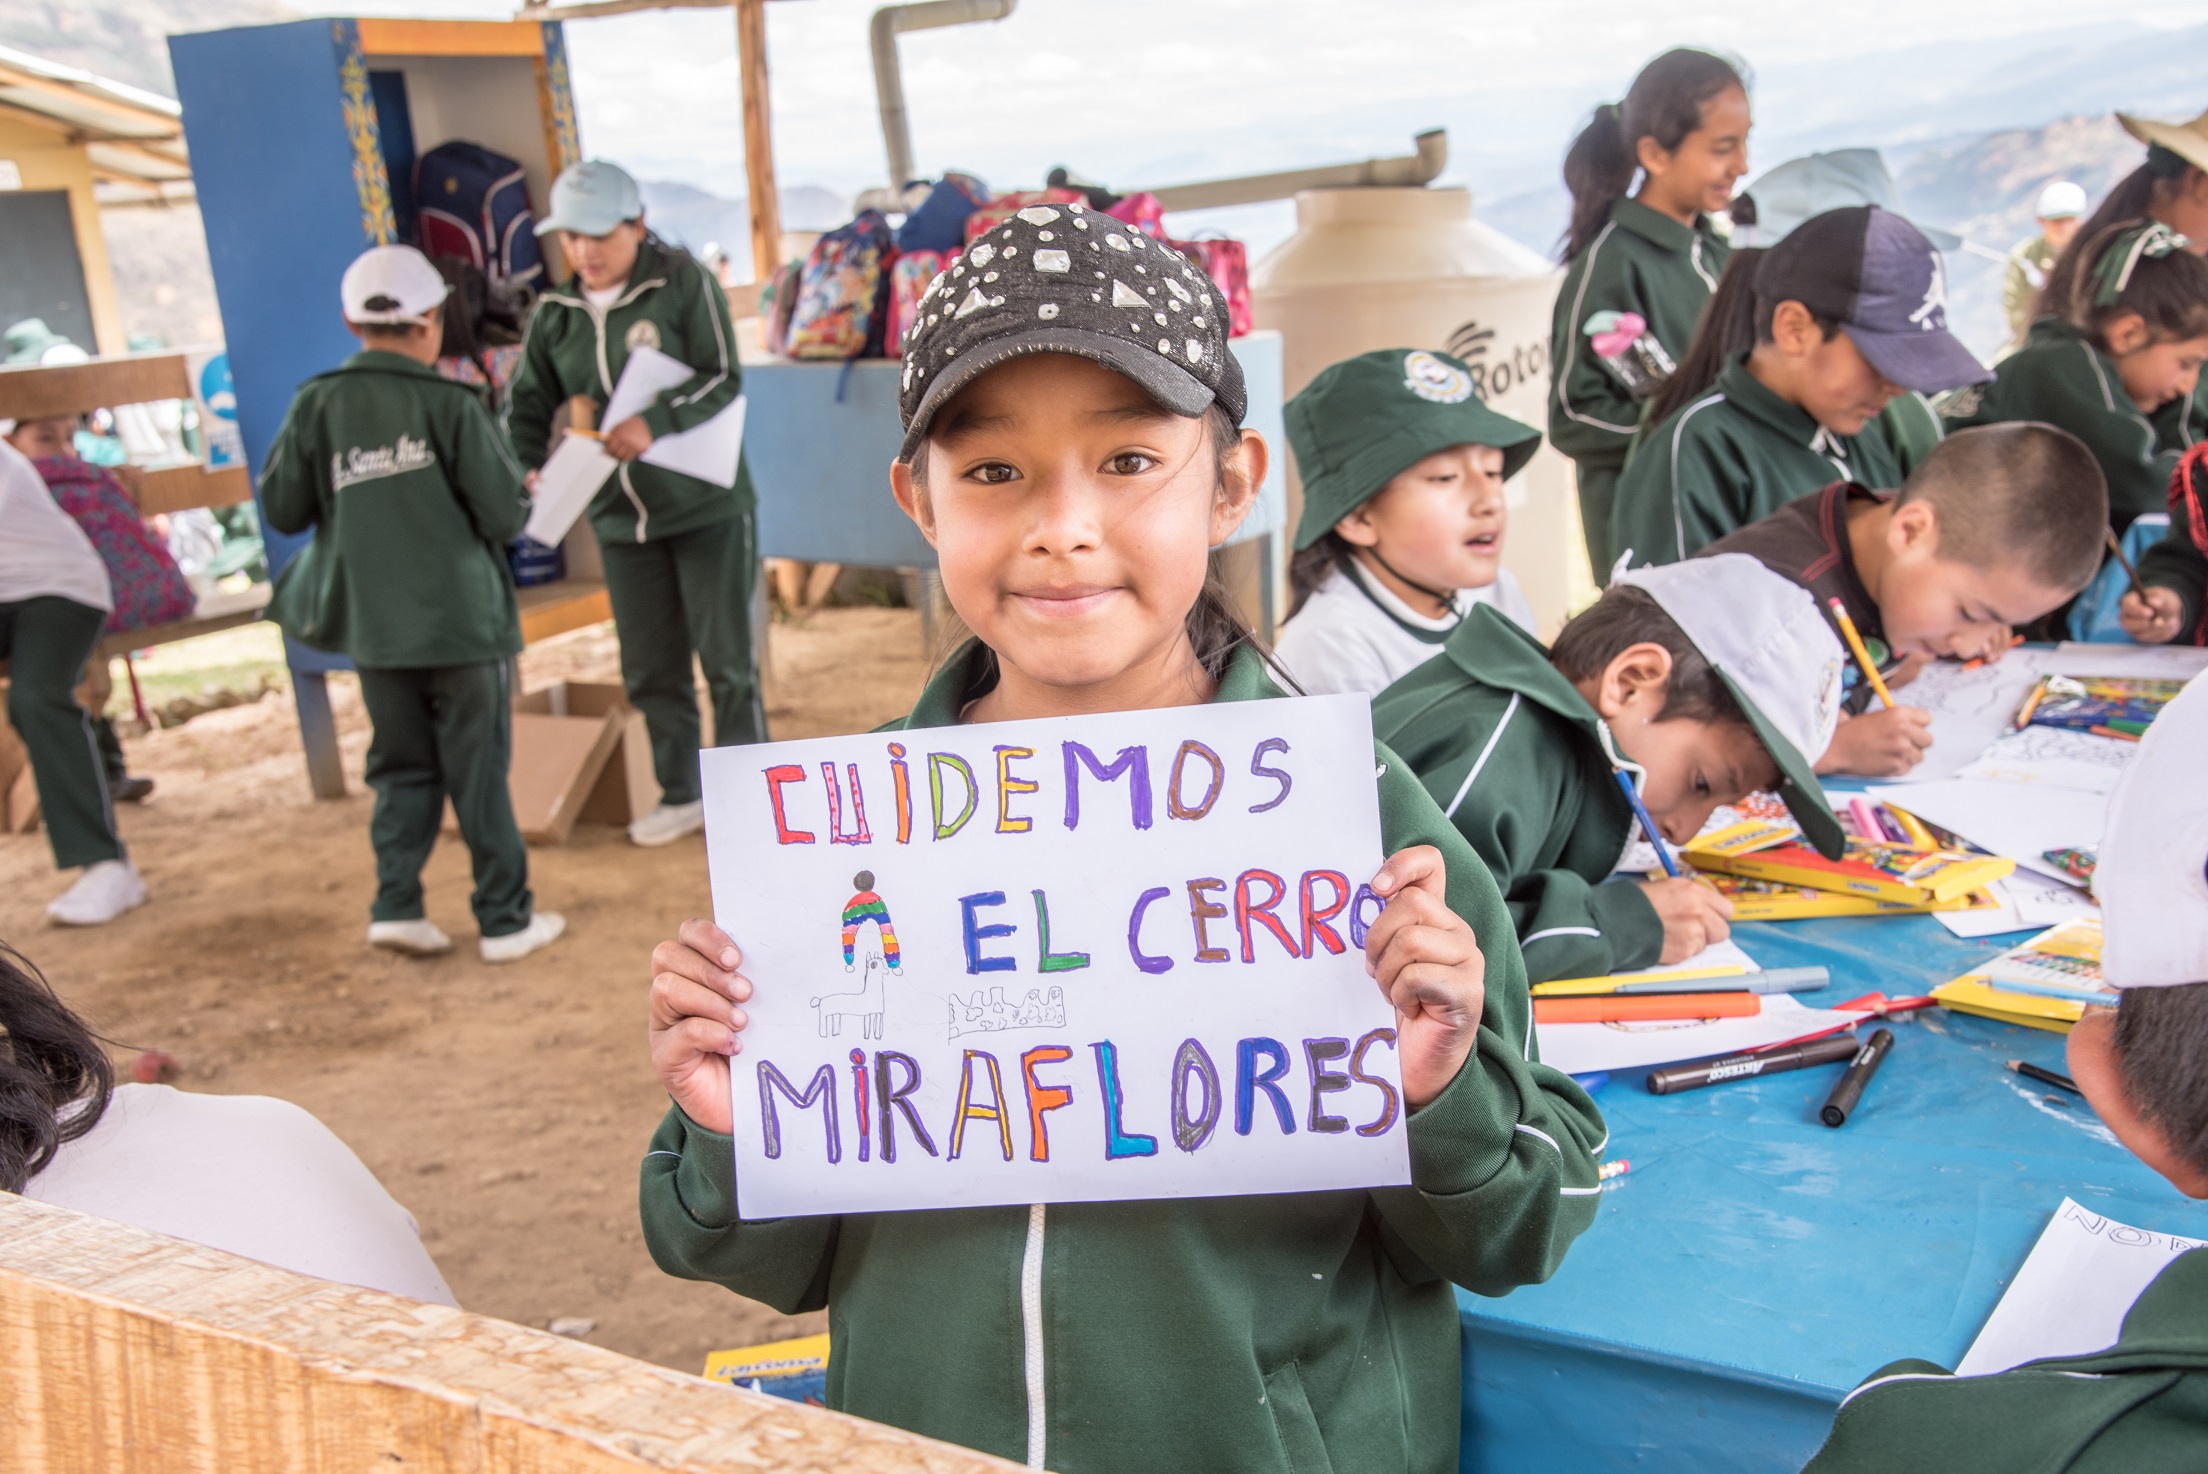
[368,918,454,956]
[627,799,705,847]
[481,911,566,964]
[46,859,149,926]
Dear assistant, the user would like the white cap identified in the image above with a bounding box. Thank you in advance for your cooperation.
[2096,671,2208,988]
[1613,554,1848,858]
[340,245,450,325]
[2036,181,2087,220]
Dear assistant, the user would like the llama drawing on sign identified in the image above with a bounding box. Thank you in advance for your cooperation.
[813,952,887,1038]
[813,871,900,1038]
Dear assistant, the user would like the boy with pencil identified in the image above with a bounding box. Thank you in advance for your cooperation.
[1701,423,2110,774]
[261,245,565,963]
[1374,554,1847,984]
[1801,673,2208,1473]
[1611,206,1993,567]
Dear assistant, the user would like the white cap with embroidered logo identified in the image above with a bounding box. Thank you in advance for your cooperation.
[340,244,450,325]
[1613,553,1848,859]
[2096,672,2208,989]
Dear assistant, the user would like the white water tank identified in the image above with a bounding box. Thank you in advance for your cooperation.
[1252,186,1591,634]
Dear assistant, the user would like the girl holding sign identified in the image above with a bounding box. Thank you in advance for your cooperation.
[642,208,1605,1474]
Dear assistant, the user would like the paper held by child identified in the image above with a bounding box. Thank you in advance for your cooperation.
[601,343,747,488]
[1956,1198,2203,1376]
[522,433,616,547]
[1535,992,1873,1077]
[698,695,1410,1218]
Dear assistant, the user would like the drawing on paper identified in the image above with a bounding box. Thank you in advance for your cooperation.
[814,952,890,1038]
[946,985,1069,1038]
[1959,726,2136,785]
[840,871,903,972]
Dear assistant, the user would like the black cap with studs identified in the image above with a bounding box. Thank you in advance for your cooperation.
[894,202,1247,462]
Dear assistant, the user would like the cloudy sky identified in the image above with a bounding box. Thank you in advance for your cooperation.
[310,0,2208,226]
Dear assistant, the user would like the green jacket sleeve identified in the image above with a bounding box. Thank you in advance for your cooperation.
[255,394,321,537]
[637,1103,842,1314]
[1366,750,1606,1298]
[637,255,742,442]
[503,307,565,472]
[446,394,531,545]
[1874,393,1944,480]
[1547,245,1647,466]
[2140,511,2208,640]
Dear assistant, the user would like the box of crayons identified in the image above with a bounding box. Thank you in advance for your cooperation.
[1685,834,2014,906]
[1697,872,2004,921]
[2017,675,2181,741]
[1931,919,2109,1033]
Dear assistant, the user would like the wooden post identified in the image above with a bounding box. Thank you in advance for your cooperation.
[734,0,782,284]
[0,1194,1030,1473]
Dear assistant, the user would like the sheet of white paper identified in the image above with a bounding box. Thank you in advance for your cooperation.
[1535,994,1870,1077]
[1933,872,2099,939]
[1956,726,2138,795]
[599,344,747,489]
[1886,655,2049,783]
[522,434,616,547]
[1871,779,2109,885]
[641,393,745,487]
[1623,938,1761,977]
[1957,1198,2203,1376]
[700,695,1410,1217]
[2042,642,2208,681]
[600,343,696,425]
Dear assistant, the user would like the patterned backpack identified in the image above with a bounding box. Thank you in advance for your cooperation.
[782,210,896,359]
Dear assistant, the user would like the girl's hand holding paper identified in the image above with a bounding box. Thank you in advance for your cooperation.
[649,917,752,1136]
[1364,845,1484,1109]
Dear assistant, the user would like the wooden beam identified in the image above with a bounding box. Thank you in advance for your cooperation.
[0,353,190,420]
[521,0,735,21]
[735,0,783,283]
[518,578,614,644]
[355,18,546,57]
[135,464,251,517]
[0,1195,1030,1473]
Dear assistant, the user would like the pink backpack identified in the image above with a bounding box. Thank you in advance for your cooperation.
[885,251,947,357]
[963,188,1084,245]
[1168,237,1253,338]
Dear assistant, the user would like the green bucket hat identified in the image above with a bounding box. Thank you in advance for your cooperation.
[1286,348,1543,551]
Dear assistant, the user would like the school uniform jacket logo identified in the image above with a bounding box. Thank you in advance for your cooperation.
[330,434,436,491]
[625,319,661,352]
[1403,350,1474,404]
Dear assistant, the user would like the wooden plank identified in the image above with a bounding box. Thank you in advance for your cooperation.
[735,0,783,284]
[356,18,545,57]
[518,579,612,645]
[0,1194,1029,1473]
[0,353,190,420]
[135,463,251,517]
[94,585,271,661]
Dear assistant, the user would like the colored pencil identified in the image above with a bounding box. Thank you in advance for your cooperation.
[2007,1059,2081,1095]
[1828,599,1897,710]
[2014,678,2048,730]
[2089,725,2142,743]
[2105,529,2146,597]
[1614,769,1680,878]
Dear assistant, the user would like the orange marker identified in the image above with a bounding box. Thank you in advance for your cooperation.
[1533,992,1760,1025]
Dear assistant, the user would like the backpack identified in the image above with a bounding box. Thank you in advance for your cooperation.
[885,250,947,357]
[415,141,546,293]
[1167,236,1253,338]
[783,210,895,360]
[896,173,989,253]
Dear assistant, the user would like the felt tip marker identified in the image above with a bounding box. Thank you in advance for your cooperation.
[1614,966,1830,996]
[1644,1033,1861,1095]
[1614,769,1681,878]
[1819,1028,1895,1127]
[2007,1059,2081,1095]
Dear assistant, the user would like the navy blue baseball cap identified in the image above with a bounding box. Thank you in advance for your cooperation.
[1753,205,1992,395]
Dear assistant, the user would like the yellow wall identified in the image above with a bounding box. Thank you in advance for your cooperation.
[0,116,127,355]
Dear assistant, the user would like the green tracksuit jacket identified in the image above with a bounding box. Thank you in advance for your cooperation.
[504,237,752,545]
[260,351,527,668]
[1944,318,2176,534]
[1611,352,1909,567]
[1803,1247,2208,1473]
[639,640,1606,1474]
[1371,605,1661,984]
[1548,198,1728,476]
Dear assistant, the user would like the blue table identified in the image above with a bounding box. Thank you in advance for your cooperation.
[1458,913,2206,1474]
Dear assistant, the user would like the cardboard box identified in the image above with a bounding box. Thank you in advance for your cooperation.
[447,681,660,845]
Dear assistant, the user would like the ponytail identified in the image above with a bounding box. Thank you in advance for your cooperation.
[0,942,113,1194]
[1643,246,1764,425]
[1560,47,1747,262]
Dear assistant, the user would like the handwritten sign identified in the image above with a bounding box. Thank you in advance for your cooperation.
[700,695,1409,1218]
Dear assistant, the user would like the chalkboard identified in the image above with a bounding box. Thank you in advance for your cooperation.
[0,190,97,353]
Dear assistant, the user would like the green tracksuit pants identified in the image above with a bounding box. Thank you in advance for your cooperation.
[0,596,122,871]
[355,662,531,937]
[598,514,765,807]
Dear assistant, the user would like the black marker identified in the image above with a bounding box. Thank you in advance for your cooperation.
[1820,1028,1894,1127]
[1645,1033,1860,1095]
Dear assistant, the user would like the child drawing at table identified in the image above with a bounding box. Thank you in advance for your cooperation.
[1802,665,2208,1473]
[639,206,1603,1474]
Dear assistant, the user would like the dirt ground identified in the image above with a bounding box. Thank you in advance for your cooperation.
[0,607,932,1374]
